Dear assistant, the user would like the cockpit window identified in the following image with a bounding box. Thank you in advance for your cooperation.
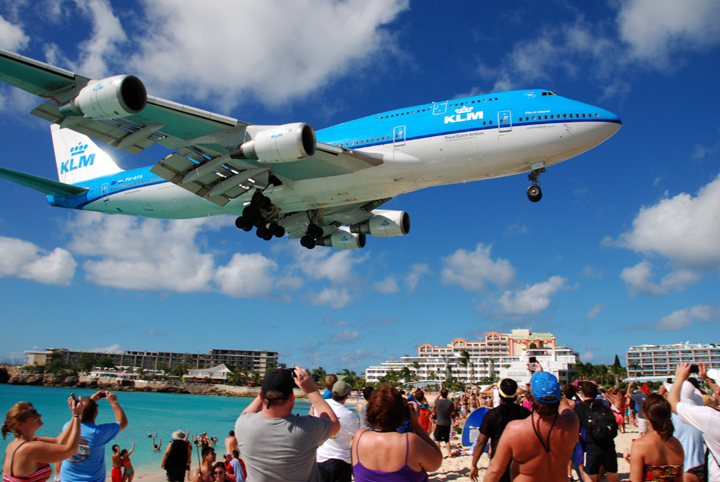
[541,91,557,96]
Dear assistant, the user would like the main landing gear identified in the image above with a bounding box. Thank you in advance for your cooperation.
[300,223,324,250]
[527,166,546,203]
[234,191,285,241]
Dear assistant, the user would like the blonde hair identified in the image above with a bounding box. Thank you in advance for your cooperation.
[2,401,34,439]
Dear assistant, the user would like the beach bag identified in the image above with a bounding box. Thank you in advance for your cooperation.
[418,405,431,432]
[587,400,618,443]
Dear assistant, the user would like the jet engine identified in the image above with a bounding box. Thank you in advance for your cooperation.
[318,231,366,250]
[230,123,316,163]
[350,210,410,238]
[59,75,147,119]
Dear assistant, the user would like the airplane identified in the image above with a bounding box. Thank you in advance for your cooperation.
[0,47,621,250]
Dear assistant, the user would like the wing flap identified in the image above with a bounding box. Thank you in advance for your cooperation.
[0,166,88,196]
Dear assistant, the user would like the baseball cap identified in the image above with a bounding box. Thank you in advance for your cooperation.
[498,379,519,399]
[531,371,561,404]
[261,368,295,400]
[332,381,352,398]
[641,384,650,395]
[172,430,185,440]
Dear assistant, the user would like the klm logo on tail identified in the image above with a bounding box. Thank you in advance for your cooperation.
[60,142,95,174]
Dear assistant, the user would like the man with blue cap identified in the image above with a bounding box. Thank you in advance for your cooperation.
[483,370,580,482]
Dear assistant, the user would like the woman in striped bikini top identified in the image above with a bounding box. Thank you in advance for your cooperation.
[2,399,84,482]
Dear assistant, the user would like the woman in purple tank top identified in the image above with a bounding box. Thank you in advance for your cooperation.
[352,385,442,482]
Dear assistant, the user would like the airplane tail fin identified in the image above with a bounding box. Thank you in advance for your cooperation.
[51,124,123,184]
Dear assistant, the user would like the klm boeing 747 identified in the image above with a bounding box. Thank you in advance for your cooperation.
[0,48,621,250]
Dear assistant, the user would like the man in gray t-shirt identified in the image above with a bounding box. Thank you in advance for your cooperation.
[433,388,456,457]
[235,367,339,482]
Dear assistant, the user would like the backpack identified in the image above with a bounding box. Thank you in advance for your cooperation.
[586,400,618,443]
[418,405,431,432]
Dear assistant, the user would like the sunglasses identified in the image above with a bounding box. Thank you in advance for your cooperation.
[213,472,225,476]
[26,409,40,419]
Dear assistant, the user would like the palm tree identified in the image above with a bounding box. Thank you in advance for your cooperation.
[411,361,421,382]
[228,369,247,386]
[459,350,471,383]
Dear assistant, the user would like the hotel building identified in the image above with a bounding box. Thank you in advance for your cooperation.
[24,347,278,375]
[626,343,719,380]
[365,328,577,385]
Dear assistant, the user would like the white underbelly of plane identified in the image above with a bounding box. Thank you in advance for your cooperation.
[262,120,619,213]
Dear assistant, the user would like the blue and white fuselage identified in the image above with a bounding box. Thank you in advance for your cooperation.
[46,90,619,219]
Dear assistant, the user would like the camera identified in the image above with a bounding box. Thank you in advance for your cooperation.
[528,356,537,371]
[283,368,297,378]
[70,393,77,402]
[689,364,699,374]
[97,391,107,399]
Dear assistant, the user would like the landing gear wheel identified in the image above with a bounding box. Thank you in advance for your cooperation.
[307,224,324,239]
[235,217,253,232]
[269,224,285,238]
[527,185,542,203]
[257,226,273,241]
[300,235,316,249]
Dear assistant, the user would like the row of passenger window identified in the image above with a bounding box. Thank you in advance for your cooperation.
[374,97,500,120]
[333,119,497,148]
[334,108,598,148]
[519,113,600,121]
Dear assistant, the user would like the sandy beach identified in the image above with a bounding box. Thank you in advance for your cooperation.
[129,428,639,482]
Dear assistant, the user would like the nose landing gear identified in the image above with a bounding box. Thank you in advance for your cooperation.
[527,166,545,203]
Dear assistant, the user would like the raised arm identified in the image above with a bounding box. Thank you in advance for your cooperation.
[25,398,84,464]
[699,362,720,400]
[295,366,340,436]
[104,392,128,431]
[669,363,691,414]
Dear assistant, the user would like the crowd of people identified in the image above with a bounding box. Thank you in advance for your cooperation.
[3,362,719,482]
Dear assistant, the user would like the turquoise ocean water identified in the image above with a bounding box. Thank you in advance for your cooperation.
[0,384,312,476]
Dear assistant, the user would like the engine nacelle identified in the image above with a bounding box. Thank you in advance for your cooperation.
[318,231,366,250]
[231,123,316,163]
[59,75,147,119]
[350,210,410,238]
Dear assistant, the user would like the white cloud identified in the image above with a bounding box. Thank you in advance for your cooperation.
[310,287,352,309]
[120,0,409,108]
[405,263,429,292]
[291,246,366,285]
[617,0,720,67]
[586,303,603,320]
[441,244,515,293]
[65,0,127,77]
[496,276,569,315]
[89,344,122,353]
[582,265,604,279]
[0,236,76,285]
[620,260,699,296]
[329,329,359,344]
[612,174,720,294]
[648,304,718,330]
[0,15,28,51]
[68,214,218,292]
[214,253,278,298]
[374,275,399,294]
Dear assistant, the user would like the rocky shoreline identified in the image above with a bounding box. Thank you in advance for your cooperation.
[0,366,263,398]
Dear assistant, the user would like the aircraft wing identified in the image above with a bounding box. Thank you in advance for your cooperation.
[0,48,383,207]
[0,166,88,196]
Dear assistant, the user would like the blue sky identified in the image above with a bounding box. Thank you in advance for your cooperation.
[0,0,718,373]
